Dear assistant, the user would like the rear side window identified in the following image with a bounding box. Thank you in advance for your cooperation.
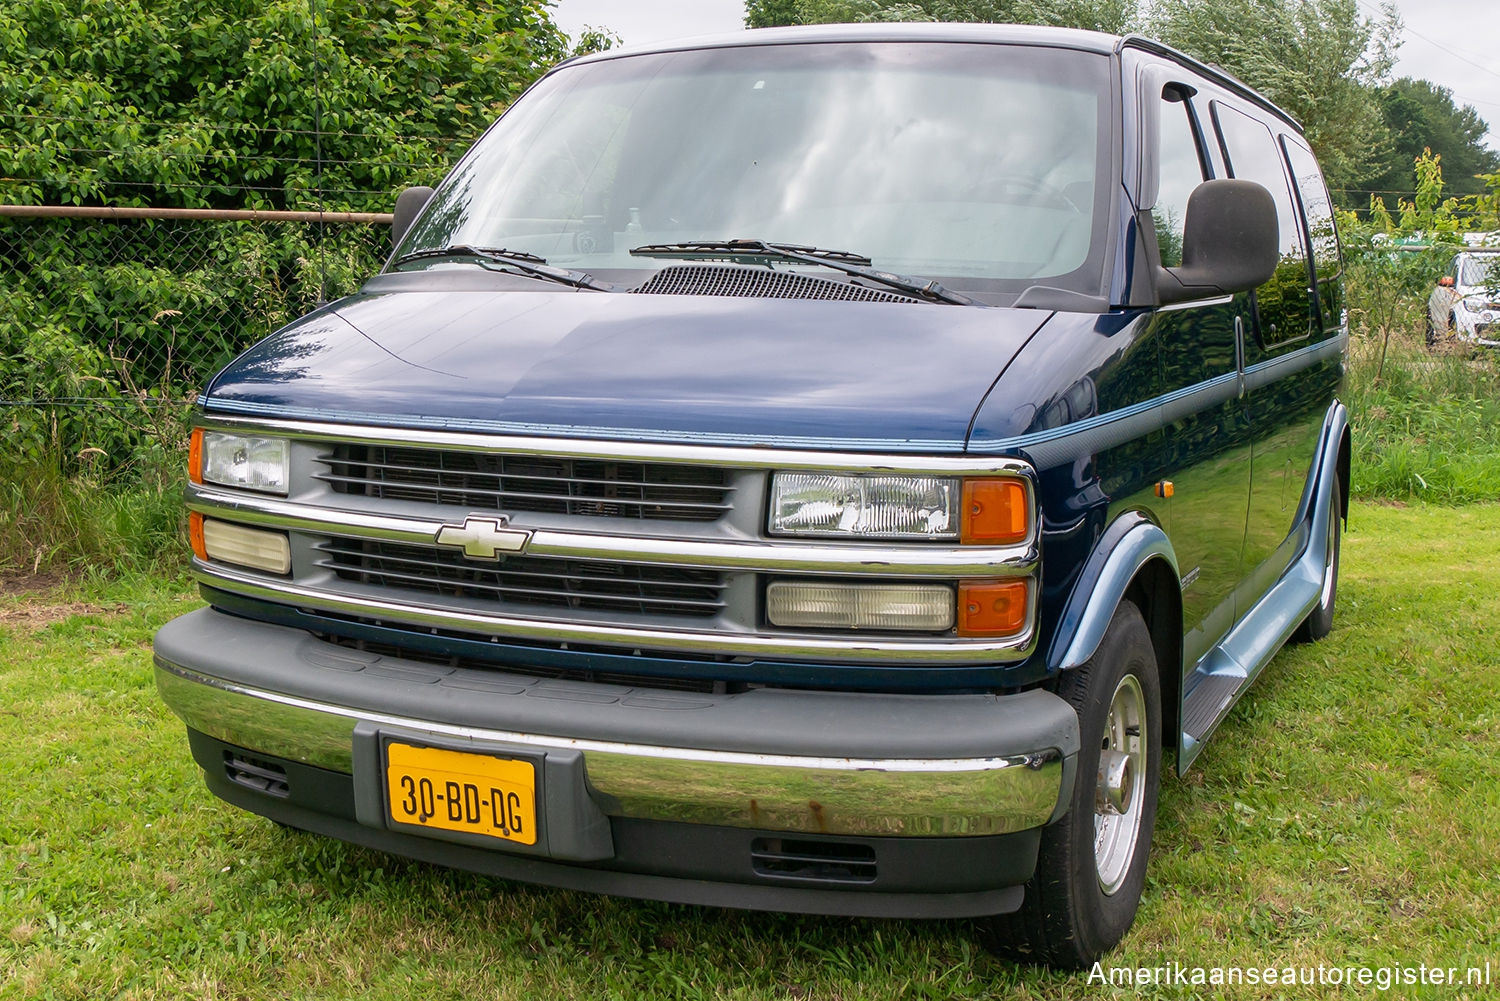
[1282,137,1343,327]
[1213,103,1314,345]
[1154,90,1207,268]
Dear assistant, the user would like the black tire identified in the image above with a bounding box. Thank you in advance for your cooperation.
[1293,473,1342,643]
[1425,317,1438,348]
[983,601,1162,969]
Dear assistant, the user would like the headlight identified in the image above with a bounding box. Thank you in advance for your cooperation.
[769,473,958,539]
[193,430,290,494]
[768,472,1032,544]
[1462,295,1500,312]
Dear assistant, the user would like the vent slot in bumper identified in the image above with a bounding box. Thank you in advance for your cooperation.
[751,838,877,883]
[224,751,290,798]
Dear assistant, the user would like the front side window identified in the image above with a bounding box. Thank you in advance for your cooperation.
[1213,103,1314,345]
[395,42,1114,296]
[1153,89,1207,268]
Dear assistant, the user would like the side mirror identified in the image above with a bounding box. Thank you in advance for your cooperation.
[1439,276,1456,287]
[1157,179,1279,305]
[391,186,435,251]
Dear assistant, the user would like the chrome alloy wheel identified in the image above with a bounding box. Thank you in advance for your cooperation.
[1094,673,1147,895]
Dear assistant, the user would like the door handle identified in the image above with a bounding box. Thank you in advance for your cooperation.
[1233,315,1247,399]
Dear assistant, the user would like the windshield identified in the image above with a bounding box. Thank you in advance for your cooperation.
[395,41,1113,293]
[1458,255,1499,288]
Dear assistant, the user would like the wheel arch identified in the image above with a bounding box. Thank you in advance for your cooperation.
[1336,420,1351,523]
[1048,514,1182,742]
[1121,556,1184,745]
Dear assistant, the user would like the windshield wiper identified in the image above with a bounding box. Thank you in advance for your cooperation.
[391,245,615,292]
[629,239,973,305]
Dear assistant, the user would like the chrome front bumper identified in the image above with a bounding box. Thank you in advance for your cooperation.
[154,608,1078,839]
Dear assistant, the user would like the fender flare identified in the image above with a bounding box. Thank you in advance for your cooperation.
[1048,511,1179,673]
[1296,400,1350,541]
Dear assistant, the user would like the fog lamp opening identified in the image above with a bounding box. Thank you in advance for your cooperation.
[200,518,292,575]
[766,581,954,632]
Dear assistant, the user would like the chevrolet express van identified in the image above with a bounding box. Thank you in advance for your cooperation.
[155,23,1348,966]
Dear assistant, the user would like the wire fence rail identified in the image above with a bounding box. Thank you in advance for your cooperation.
[0,203,392,408]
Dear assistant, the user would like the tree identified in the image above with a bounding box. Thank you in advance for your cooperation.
[1148,0,1400,200]
[1367,78,1500,200]
[746,0,1138,33]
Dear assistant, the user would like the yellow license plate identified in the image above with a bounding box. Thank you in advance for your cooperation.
[385,741,537,846]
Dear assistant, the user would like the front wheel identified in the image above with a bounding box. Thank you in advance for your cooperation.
[984,600,1161,968]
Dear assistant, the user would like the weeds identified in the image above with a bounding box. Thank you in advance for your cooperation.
[0,403,187,576]
[1344,324,1500,504]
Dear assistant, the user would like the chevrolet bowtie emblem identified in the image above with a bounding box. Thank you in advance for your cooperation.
[433,517,532,560]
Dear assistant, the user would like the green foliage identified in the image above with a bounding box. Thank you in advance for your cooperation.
[746,0,1136,31]
[0,0,574,497]
[0,406,189,574]
[1338,151,1500,364]
[1150,0,1399,199]
[0,0,568,211]
[1345,332,1500,503]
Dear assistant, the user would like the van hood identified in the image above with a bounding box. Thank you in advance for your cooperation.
[204,286,1050,451]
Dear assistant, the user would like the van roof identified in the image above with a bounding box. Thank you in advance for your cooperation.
[567,22,1122,63]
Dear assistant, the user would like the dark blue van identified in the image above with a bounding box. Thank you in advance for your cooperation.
[155,23,1347,967]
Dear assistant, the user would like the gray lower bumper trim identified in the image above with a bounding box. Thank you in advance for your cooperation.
[211,776,1026,919]
[155,608,1078,837]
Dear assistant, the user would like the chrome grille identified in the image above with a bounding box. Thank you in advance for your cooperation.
[315,538,727,619]
[317,444,732,522]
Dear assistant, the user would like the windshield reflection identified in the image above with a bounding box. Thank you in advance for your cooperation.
[396,41,1111,291]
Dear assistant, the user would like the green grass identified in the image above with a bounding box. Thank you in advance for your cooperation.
[1346,329,1500,504]
[3,503,1499,999]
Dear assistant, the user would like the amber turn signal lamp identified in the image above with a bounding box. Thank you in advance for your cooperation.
[188,428,204,485]
[188,511,208,561]
[957,579,1030,637]
[961,478,1029,545]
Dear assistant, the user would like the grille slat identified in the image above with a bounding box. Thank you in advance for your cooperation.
[318,539,727,618]
[633,263,922,304]
[319,445,732,523]
[318,460,733,492]
[315,542,729,592]
[313,473,733,512]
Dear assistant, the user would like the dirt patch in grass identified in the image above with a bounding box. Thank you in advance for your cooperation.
[0,572,67,597]
[0,581,127,629]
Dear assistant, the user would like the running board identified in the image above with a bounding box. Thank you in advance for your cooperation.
[1178,543,1324,773]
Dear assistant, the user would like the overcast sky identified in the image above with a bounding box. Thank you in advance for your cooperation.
[550,0,1500,151]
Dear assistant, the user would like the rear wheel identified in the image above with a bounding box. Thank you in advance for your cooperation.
[984,601,1161,969]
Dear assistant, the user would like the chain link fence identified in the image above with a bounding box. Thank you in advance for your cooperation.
[0,203,393,483]
[0,205,391,404]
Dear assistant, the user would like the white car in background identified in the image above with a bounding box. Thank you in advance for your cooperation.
[1428,248,1500,347]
